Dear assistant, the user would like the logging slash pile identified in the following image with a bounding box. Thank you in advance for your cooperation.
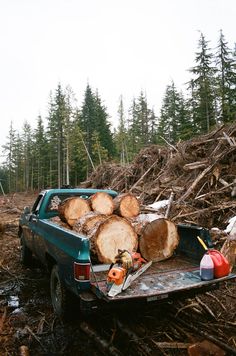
[82,124,236,231]
[53,191,179,264]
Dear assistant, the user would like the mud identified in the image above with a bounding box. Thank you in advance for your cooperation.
[0,193,236,356]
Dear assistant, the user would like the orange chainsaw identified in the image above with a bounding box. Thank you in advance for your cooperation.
[107,250,152,297]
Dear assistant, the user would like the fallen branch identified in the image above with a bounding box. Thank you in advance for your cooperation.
[80,321,122,356]
[223,131,236,146]
[0,307,7,334]
[130,158,160,192]
[195,296,217,320]
[151,340,191,349]
[172,202,236,220]
[174,316,236,355]
[25,326,47,353]
[177,146,236,203]
[165,191,175,219]
[160,136,179,153]
[195,181,234,200]
[205,292,227,311]
[174,302,200,317]
[116,318,152,355]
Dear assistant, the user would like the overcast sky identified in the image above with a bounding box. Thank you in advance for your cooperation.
[0,0,236,159]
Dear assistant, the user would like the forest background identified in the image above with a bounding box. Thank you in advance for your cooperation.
[1,31,236,194]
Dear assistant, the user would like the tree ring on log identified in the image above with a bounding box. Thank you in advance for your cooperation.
[90,215,138,264]
[139,218,179,262]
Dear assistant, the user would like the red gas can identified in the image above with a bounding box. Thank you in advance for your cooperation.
[208,250,230,278]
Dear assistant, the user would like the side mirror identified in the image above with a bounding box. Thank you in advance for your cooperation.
[23,206,31,214]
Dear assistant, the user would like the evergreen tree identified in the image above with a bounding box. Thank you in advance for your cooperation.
[21,121,33,191]
[33,116,48,190]
[157,82,184,144]
[127,91,154,156]
[114,95,129,164]
[79,84,115,175]
[46,83,73,187]
[188,33,217,133]
[94,91,115,157]
[215,30,236,123]
[2,122,17,192]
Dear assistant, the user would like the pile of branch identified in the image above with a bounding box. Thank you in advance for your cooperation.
[82,124,236,229]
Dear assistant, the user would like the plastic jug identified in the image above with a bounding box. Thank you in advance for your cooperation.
[200,252,214,281]
[208,250,230,278]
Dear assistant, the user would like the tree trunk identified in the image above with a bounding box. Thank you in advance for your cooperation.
[113,193,140,218]
[139,218,179,262]
[73,212,107,234]
[88,215,138,264]
[89,192,114,215]
[58,197,91,227]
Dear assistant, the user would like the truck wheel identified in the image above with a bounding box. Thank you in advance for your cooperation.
[20,232,33,267]
[50,265,75,319]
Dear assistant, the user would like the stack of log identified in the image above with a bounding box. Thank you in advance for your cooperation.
[55,192,179,264]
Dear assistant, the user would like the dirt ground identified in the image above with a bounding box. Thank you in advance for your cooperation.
[0,193,236,356]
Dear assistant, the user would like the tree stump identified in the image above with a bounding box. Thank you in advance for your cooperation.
[113,193,140,218]
[139,218,179,262]
[58,197,91,227]
[89,192,114,215]
[88,215,138,263]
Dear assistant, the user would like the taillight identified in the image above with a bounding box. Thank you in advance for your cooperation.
[74,262,90,282]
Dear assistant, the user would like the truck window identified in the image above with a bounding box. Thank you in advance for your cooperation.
[45,193,89,213]
[32,194,44,214]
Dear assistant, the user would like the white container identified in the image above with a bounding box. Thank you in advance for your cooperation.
[200,252,214,281]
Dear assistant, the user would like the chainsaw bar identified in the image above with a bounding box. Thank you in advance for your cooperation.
[108,261,152,297]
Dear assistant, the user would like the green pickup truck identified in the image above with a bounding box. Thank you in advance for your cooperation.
[18,188,236,318]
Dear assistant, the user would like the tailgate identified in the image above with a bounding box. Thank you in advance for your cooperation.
[90,256,236,302]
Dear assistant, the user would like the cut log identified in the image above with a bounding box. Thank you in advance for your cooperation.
[88,215,138,263]
[73,212,107,234]
[129,213,164,235]
[139,218,179,262]
[89,192,114,215]
[58,197,91,227]
[50,216,72,230]
[113,193,140,218]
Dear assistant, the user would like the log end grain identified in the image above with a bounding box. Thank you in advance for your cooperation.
[90,192,114,215]
[114,193,140,218]
[139,218,179,262]
[92,215,138,264]
[58,197,91,227]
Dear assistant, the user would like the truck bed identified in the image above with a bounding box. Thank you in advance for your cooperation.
[90,254,236,302]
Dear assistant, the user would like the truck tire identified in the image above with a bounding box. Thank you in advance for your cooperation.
[50,264,75,318]
[20,232,33,267]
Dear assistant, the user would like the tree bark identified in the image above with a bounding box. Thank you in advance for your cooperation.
[73,212,107,234]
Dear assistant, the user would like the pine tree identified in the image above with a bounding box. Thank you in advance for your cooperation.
[114,95,129,164]
[188,33,217,133]
[157,82,183,144]
[127,91,154,156]
[215,30,236,123]
[79,84,115,175]
[46,83,73,188]
[2,122,17,192]
[33,116,48,190]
